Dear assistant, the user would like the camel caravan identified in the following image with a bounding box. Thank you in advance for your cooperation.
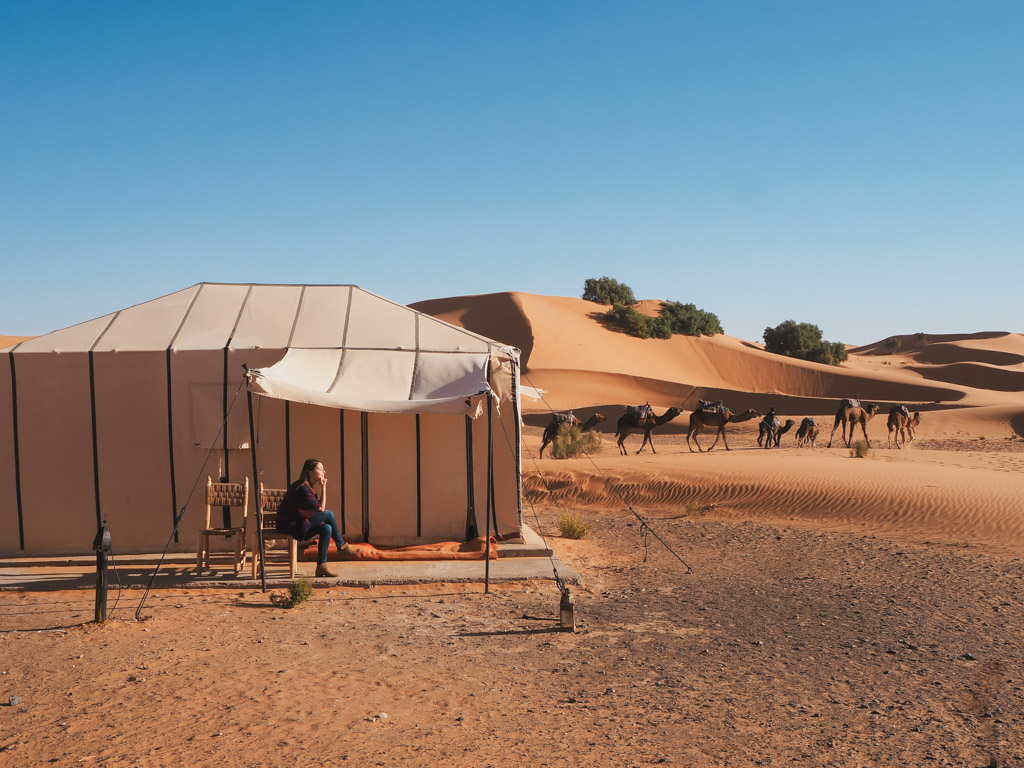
[537,397,922,458]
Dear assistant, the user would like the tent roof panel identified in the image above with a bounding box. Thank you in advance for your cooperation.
[171,283,251,350]
[94,285,201,352]
[290,285,354,348]
[14,314,117,353]
[230,285,302,350]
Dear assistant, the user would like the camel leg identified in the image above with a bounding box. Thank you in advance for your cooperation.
[826,415,842,448]
[707,427,723,451]
[616,433,628,456]
[859,419,871,448]
[687,427,703,453]
[636,431,651,454]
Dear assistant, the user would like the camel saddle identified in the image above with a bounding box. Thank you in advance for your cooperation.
[801,417,817,428]
[697,399,725,415]
[551,412,578,425]
[839,398,861,410]
[892,404,910,419]
[626,403,654,420]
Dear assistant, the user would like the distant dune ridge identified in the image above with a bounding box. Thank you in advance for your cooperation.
[414,292,1024,556]
[412,291,1024,432]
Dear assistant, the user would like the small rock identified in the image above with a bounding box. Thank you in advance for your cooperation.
[9,695,22,706]
[962,652,977,661]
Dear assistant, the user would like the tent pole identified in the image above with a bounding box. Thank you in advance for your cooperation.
[244,372,267,593]
[485,397,493,594]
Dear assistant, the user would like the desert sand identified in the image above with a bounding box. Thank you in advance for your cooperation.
[3,293,1024,766]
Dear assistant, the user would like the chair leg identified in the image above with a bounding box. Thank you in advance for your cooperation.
[289,539,297,578]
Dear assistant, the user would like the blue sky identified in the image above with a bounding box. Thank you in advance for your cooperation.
[2,1,1021,346]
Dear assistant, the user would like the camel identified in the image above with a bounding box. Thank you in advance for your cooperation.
[686,407,763,452]
[886,406,921,449]
[615,406,682,455]
[795,417,820,448]
[758,417,795,449]
[539,413,606,459]
[826,398,881,448]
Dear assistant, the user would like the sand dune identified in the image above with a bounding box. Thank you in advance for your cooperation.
[415,292,1024,556]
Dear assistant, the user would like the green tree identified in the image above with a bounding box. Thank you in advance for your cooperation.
[582,277,636,306]
[659,301,724,336]
[763,320,848,366]
[884,336,902,355]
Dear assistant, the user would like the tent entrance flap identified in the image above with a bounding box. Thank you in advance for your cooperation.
[246,348,491,415]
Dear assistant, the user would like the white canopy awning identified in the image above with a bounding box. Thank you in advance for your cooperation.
[246,347,493,415]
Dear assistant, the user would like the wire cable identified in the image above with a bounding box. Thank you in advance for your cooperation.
[135,376,247,620]
[520,372,694,574]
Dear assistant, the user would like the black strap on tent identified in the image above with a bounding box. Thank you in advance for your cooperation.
[164,285,201,544]
[415,414,422,537]
[339,408,346,535]
[464,414,478,540]
[360,411,370,540]
[220,285,252,528]
[87,313,119,531]
[7,348,25,550]
[284,401,292,485]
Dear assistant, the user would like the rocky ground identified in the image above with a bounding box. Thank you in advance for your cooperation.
[3,500,1023,767]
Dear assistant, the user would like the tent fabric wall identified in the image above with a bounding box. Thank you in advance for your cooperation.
[0,283,523,556]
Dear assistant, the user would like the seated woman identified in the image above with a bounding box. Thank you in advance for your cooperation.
[276,457,356,577]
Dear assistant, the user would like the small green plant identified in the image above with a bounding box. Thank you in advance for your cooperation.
[289,576,314,607]
[884,336,902,354]
[558,510,590,539]
[686,498,701,515]
[551,425,603,459]
[850,440,870,458]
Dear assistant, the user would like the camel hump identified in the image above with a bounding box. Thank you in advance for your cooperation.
[551,411,578,425]
[697,399,724,414]
[890,404,910,418]
[840,397,861,410]
[626,403,654,420]
[801,417,817,428]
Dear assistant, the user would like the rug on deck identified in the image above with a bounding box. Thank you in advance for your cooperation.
[303,536,498,562]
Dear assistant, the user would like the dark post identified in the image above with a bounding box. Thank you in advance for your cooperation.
[243,369,267,592]
[484,397,493,594]
[92,522,111,623]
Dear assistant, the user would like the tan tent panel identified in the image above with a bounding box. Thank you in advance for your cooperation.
[0,283,523,556]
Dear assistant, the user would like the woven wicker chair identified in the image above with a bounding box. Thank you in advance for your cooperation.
[196,477,249,575]
[251,483,305,579]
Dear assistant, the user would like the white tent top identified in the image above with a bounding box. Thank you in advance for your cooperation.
[8,283,519,415]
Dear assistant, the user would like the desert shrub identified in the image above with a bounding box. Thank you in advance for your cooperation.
[763,320,848,366]
[551,425,603,458]
[660,301,724,336]
[290,576,314,607]
[583,277,636,306]
[884,336,902,354]
[850,440,870,458]
[558,510,590,539]
[605,304,672,339]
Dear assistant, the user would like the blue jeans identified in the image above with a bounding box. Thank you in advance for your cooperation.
[302,510,345,564]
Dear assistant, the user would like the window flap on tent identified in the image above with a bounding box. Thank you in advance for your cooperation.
[246,348,492,415]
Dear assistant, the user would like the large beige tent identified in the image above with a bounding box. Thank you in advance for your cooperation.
[0,283,523,557]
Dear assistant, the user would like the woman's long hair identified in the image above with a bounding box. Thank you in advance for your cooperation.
[289,458,321,492]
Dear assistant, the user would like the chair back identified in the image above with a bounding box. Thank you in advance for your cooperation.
[205,477,249,530]
[258,483,287,531]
